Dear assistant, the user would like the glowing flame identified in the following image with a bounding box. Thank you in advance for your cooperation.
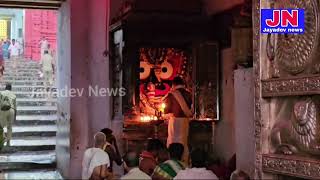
[159,103,166,113]
[140,115,158,122]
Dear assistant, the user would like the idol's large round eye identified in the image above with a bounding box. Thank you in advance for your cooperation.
[160,61,173,80]
[140,61,151,80]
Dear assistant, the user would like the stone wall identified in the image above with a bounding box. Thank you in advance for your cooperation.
[214,48,236,163]
[234,68,255,177]
[56,1,71,177]
[57,0,111,178]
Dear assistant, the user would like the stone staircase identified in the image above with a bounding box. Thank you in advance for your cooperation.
[0,59,61,179]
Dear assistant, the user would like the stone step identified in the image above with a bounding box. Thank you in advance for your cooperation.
[1,145,55,154]
[0,86,56,91]
[0,151,56,171]
[17,99,57,107]
[4,61,39,64]
[4,60,39,63]
[2,59,59,175]
[17,106,57,111]
[12,131,56,138]
[4,63,40,66]
[1,170,62,179]
[11,91,57,95]
[2,77,46,81]
[4,64,39,67]
[10,136,56,146]
[0,80,46,86]
[0,85,57,91]
[17,106,57,116]
[14,121,56,126]
[4,71,40,75]
[3,71,39,77]
[4,65,40,68]
[4,67,40,71]
[11,92,58,99]
[1,137,56,154]
[4,64,40,67]
[4,125,57,137]
[3,70,40,73]
[15,115,57,126]
[17,98,57,101]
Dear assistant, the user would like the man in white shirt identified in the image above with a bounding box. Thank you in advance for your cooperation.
[174,149,218,180]
[39,37,49,59]
[40,50,54,88]
[121,151,151,180]
[8,39,20,73]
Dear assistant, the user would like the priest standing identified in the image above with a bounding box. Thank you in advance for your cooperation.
[164,76,192,164]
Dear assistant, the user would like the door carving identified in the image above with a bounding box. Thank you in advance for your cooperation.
[254,0,320,179]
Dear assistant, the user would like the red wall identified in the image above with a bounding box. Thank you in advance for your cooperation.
[24,10,57,61]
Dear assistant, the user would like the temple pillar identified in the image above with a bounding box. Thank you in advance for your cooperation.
[56,0,110,178]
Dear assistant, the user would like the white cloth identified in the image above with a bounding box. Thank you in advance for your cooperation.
[82,148,110,180]
[167,116,190,163]
[166,87,192,163]
[121,167,151,180]
[166,87,192,146]
[9,43,20,56]
[41,54,53,72]
[174,168,218,180]
[167,117,189,146]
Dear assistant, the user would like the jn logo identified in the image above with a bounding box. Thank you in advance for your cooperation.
[261,9,305,34]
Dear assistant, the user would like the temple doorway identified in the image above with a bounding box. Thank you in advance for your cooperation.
[0,1,63,179]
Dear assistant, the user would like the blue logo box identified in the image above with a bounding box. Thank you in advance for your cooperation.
[261,9,305,34]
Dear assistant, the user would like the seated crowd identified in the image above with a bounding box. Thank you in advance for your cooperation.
[82,129,249,180]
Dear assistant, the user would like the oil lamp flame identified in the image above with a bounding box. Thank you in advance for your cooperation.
[160,103,166,113]
[140,115,158,122]
[161,103,166,109]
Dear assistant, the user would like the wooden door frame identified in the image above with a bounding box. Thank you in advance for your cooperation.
[253,0,320,179]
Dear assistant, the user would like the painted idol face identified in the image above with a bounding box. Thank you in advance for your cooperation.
[139,48,188,106]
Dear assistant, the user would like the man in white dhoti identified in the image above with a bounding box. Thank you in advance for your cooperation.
[0,84,16,147]
[164,77,192,164]
[82,132,113,180]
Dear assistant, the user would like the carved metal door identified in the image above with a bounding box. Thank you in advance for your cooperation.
[254,0,320,179]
